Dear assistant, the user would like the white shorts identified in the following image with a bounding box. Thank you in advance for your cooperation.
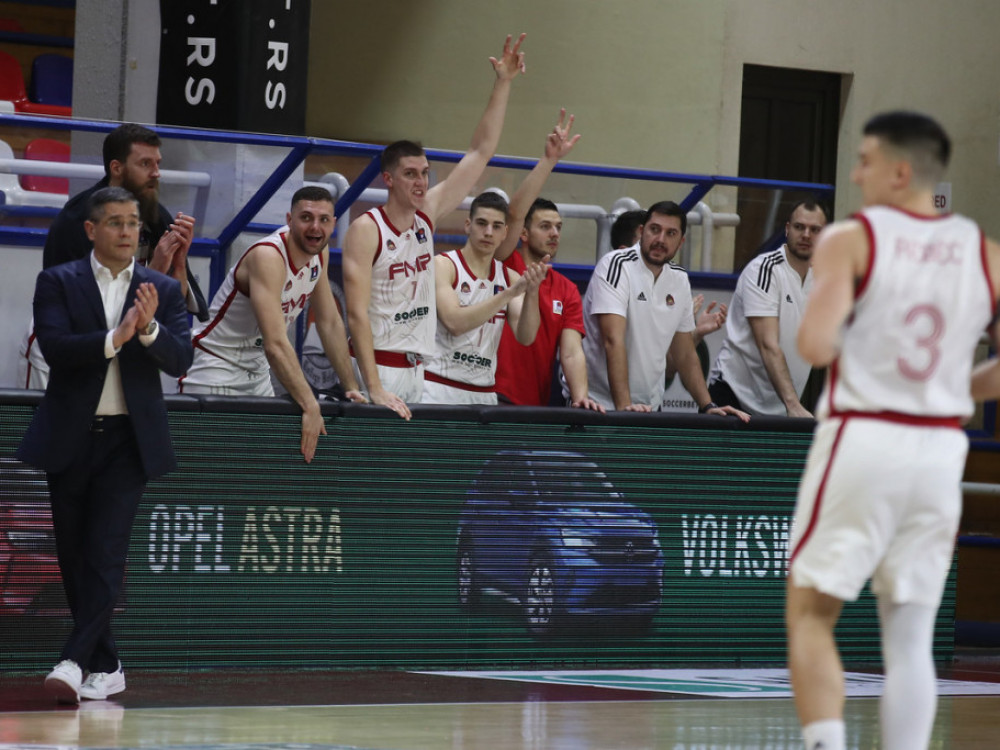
[179,360,274,397]
[369,361,424,404]
[421,378,497,406]
[17,322,49,390]
[789,416,966,607]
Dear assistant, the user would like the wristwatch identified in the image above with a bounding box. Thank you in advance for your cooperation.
[141,320,158,337]
[698,401,719,414]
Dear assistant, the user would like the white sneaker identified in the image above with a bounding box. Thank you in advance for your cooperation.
[80,664,126,700]
[44,660,82,704]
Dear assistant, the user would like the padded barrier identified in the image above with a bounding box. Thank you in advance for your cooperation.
[0,392,956,671]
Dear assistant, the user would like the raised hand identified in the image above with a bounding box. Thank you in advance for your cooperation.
[490,33,526,80]
[520,254,551,291]
[695,300,728,336]
[544,108,581,161]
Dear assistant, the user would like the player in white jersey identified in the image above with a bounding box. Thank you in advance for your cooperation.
[786,111,1000,750]
[709,201,828,416]
[422,192,547,405]
[181,186,364,463]
[357,204,436,378]
[575,200,749,419]
[343,33,527,419]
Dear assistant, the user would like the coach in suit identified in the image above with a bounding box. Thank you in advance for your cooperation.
[17,186,193,704]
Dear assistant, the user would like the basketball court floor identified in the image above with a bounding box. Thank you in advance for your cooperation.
[2,652,1000,749]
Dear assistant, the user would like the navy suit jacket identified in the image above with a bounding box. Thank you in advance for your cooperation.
[17,258,194,479]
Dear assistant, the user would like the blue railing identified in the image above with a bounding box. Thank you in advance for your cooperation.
[0,112,837,298]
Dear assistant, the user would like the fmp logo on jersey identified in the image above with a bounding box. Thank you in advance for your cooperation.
[386,239,396,252]
[310,265,320,281]
[493,284,504,295]
[461,281,471,294]
[666,294,675,307]
[552,300,563,314]
[283,280,293,292]
[416,227,428,243]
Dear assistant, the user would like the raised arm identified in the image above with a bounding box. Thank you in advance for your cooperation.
[342,214,411,420]
[503,259,548,345]
[495,109,580,262]
[244,246,325,463]
[424,33,526,224]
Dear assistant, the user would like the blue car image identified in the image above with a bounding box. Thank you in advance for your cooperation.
[456,450,664,636]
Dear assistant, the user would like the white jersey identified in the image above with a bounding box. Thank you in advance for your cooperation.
[821,206,994,419]
[365,206,437,358]
[709,245,813,415]
[576,245,696,409]
[424,249,513,390]
[183,228,322,389]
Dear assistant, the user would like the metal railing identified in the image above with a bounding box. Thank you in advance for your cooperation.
[0,112,837,298]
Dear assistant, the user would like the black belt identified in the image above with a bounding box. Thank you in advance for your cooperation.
[90,415,130,432]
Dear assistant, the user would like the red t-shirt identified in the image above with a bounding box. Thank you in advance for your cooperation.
[495,251,586,405]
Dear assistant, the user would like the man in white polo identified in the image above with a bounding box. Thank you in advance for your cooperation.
[576,200,748,421]
[708,200,828,416]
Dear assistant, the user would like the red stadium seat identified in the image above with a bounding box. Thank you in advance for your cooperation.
[0,50,71,116]
[20,138,70,194]
[0,49,27,108]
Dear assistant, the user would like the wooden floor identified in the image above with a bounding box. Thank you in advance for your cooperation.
[2,657,1000,749]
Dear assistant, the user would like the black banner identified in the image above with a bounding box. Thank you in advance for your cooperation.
[156,0,310,134]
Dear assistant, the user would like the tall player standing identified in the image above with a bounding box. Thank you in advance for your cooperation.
[342,34,527,420]
[786,111,1000,750]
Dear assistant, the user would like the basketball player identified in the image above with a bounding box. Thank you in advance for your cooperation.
[342,33,526,420]
[180,186,364,463]
[786,111,1000,750]
[421,191,548,405]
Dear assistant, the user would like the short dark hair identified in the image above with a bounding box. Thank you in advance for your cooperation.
[645,200,687,236]
[469,191,509,219]
[610,210,646,249]
[381,140,425,173]
[863,111,951,184]
[292,185,335,209]
[524,197,559,228]
[787,199,831,225]
[102,124,160,176]
[87,186,139,221]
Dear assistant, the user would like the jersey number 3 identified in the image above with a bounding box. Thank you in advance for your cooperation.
[897,303,945,381]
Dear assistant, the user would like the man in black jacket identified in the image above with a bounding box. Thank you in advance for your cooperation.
[19,123,208,387]
[18,187,193,702]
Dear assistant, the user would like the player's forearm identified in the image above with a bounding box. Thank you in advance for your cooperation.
[346,317,381,396]
[315,321,361,392]
[759,344,804,409]
[603,341,632,409]
[513,290,541,345]
[676,349,712,409]
[468,77,513,159]
[561,347,590,404]
[440,286,520,336]
[264,339,320,416]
